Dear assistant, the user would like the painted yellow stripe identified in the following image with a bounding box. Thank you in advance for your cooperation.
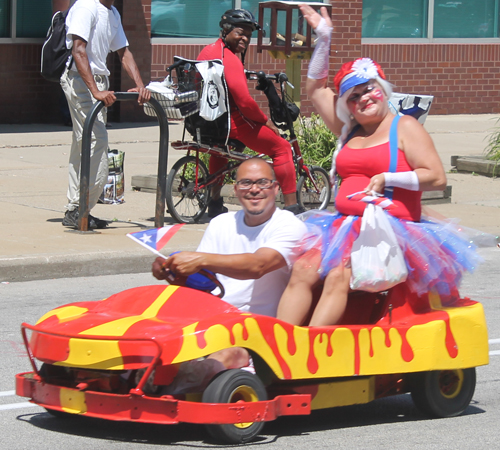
[60,388,87,414]
[56,286,178,370]
[80,285,179,337]
[60,338,125,369]
[310,377,375,410]
[35,305,88,325]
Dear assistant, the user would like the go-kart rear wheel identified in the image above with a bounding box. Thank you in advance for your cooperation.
[202,369,267,444]
[411,368,476,418]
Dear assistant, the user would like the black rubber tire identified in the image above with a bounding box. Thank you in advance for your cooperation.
[297,165,331,211]
[202,369,267,444]
[166,155,210,223]
[44,408,74,419]
[410,368,476,418]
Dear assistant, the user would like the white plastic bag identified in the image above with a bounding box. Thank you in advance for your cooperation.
[196,60,227,121]
[350,203,408,292]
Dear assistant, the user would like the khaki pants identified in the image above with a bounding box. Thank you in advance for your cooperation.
[60,70,109,212]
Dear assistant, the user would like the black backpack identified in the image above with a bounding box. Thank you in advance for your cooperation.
[41,9,73,82]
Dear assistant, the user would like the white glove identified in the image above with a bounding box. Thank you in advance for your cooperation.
[307,18,333,80]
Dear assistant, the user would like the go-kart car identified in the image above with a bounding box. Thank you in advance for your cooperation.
[16,271,488,444]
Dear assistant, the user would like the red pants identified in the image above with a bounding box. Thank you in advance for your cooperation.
[209,113,297,195]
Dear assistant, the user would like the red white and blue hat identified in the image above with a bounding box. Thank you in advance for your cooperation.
[334,58,386,97]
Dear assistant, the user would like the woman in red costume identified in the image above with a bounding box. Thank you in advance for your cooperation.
[197,9,301,217]
[277,5,482,327]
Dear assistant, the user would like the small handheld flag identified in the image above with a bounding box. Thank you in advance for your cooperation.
[127,224,184,258]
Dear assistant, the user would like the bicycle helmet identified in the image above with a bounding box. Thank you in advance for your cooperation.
[219,9,261,32]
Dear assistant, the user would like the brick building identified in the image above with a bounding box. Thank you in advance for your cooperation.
[1,0,499,124]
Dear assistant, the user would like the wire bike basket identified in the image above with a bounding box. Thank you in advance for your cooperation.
[143,88,200,120]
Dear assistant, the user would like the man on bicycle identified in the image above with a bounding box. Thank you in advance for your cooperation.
[151,158,307,391]
[197,9,303,217]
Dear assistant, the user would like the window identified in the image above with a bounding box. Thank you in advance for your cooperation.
[362,0,427,38]
[434,0,498,38]
[16,0,52,38]
[1,0,52,39]
[152,0,233,38]
[363,0,500,40]
[0,0,11,37]
[151,0,326,40]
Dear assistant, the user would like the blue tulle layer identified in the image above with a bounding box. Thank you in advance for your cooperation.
[301,210,484,297]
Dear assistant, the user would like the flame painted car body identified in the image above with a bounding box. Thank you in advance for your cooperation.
[16,281,488,443]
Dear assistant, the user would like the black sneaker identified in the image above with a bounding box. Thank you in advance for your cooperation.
[207,197,228,218]
[62,210,109,229]
[89,214,109,229]
[284,203,306,215]
[62,209,79,228]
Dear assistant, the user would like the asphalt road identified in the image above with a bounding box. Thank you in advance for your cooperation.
[1,248,499,449]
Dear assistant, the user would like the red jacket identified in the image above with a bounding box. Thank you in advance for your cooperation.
[198,39,268,125]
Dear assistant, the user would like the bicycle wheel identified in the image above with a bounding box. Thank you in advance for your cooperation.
[297,166,331,211]
[166,155,211,223]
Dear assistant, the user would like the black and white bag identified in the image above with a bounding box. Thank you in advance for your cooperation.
[196,60,228,122]
[41,9,73,82]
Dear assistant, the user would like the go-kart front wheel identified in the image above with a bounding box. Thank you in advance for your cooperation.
[411,368,476,418]
[44,407,74,419]
[202,369,267,444]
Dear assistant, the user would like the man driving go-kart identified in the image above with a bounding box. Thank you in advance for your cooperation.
[152,157,307,389]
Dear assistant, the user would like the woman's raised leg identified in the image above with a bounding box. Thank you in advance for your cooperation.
[277,248,322,325]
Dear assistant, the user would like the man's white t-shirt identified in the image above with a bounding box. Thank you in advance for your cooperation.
[66,0,128,76]
[196,209,307,317]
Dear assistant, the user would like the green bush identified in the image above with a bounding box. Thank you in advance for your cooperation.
[295,113,337,171]
[484,118,500,161]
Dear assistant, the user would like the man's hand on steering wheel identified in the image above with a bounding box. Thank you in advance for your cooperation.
[161,251,207,276]
[152,254,225,297]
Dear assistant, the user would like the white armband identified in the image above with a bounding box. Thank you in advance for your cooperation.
[383,171,420,191]
[307,18,333,80]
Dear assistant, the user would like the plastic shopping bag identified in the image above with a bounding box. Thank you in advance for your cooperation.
[196,60,227,121]
[98,149,125,204]
[350,203,408,292]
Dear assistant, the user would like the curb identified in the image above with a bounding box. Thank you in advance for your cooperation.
[0,251,154,283]
[451,155,500,177]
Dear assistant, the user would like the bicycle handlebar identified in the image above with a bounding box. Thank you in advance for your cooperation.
[167,59,195,73]
[166,60,183,73]
[245,70,292,88]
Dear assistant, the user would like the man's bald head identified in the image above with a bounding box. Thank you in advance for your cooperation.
[236,157,275,181]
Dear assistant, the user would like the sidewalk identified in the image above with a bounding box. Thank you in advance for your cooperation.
[1,114,499,282]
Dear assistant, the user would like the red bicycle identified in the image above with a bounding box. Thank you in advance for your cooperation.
[148,58,332,224]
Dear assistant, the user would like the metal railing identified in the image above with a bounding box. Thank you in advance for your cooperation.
[78,92,168,231]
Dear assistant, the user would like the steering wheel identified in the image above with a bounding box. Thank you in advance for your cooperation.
[164,253,225,298]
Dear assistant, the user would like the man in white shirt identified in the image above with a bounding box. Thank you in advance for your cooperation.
[153,157,307,317]
[151,158,307,388]
[61,0,150,229]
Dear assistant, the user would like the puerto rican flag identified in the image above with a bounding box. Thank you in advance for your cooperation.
[127,224,184,258]
[347,191,396,210]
